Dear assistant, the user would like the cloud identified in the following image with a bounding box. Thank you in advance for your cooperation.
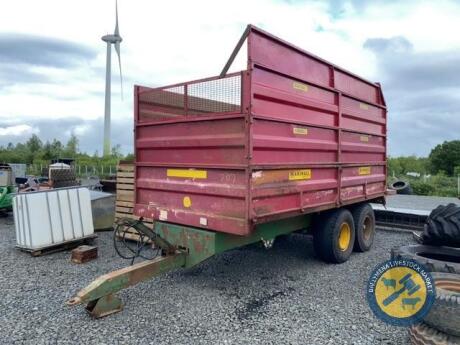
[364,36,460,90]
[364,36,460,156]
[1,0,459,158]
[0,124,39,137]
[0,33,97,68]
[363,36,413,54]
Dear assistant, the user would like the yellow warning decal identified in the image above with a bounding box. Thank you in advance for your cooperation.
[289,169,312,181]
[183,196,192,208]
[293,127,308,135]
[292,81,309,92]
[167,169,207,179]
[359,103,369,110]
[360,135,369,142]
[358,166,371,175]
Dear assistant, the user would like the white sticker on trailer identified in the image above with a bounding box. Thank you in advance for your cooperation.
[159,210,168,221]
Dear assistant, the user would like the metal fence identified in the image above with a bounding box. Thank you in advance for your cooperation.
[25,164,117,178]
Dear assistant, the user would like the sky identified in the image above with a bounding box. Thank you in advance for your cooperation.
[0,0,459,157]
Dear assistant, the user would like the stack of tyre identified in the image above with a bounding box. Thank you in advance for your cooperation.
[391,203,460,345]
[49,169,79,188]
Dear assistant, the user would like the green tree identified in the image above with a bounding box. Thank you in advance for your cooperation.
[41,141,53,160]
[26,134,42,153]
[454,166,460,177]
[111,144,123,159]
[429,140,460,176]
[64,134,79,157]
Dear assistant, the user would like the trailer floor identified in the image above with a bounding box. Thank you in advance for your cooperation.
[0,215,411,345]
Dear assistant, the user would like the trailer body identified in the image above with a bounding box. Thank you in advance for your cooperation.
[69,25,388,318]
[134,26,387,236]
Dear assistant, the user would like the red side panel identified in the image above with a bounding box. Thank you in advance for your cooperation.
[246,26,386,223]
[133,25,387,235]
[135,166,248,234]
[248,27,382,104]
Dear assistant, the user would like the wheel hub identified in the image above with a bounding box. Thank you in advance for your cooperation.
[363,216,372,241]
[338,222,351,251]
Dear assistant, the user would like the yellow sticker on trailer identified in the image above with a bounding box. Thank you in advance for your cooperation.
[360,135,369,142]
[289,169,312,180]
[292,81,309,92]
[167,169,207,179]
[358,167,371,175]
[359,103,369,110]
[293,127,308,135]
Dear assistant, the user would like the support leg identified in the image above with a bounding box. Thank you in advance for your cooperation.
[86,293,123,318]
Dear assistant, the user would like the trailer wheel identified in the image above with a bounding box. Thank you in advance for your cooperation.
[351,203,375,252]
[314,209,355,263]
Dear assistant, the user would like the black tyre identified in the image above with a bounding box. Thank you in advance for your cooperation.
[424,272,460,337]
[422,203,460,248]
[390,180,412,195]
[391,245,460,274]
[409,322,460,345]
[313,209,355,263]
[351,203,375,252]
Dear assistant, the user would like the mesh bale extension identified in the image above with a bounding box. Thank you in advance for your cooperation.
[138,74,241,122]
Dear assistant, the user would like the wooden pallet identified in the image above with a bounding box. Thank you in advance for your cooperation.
[16,235,97,257]
[115,163,153,242]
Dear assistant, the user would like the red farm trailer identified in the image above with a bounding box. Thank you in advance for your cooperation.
[68,25,387,317]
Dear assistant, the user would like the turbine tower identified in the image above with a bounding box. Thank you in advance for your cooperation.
[101,0,123,157]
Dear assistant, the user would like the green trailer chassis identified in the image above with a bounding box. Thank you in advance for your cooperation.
[67,215,311,317]
[0,186,14,212]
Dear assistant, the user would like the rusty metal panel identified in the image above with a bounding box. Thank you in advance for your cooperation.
[251,167,338,219]
[340,165,386,201]
[134,166,248,235]
[133,25,387,236]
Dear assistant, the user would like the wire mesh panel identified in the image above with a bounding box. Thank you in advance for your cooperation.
[138,74,242,122]
[188,74,241,115]
[138,85,185,122]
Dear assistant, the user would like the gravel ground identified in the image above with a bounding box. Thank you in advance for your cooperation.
[0,215,414,345]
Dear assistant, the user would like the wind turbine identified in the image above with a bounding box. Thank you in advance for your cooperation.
[101,0,123,157]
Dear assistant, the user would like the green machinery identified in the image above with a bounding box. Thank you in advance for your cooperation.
[67,215,311,317]
[0,164,15,213]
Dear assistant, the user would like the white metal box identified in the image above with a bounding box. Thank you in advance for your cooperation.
[0,169,12,186]
[13,187,95,250]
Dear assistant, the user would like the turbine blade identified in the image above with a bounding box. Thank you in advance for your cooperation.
[114,0,119,36]
[115,41,123,99]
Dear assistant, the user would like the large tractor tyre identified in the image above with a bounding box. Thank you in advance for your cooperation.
[423,272,460,337]
[351,203,375,252]
[391,245,460,274]
[409,322,460,345]
[313,209,355,264]
[390,180,412,195]
[422,203,460,248]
